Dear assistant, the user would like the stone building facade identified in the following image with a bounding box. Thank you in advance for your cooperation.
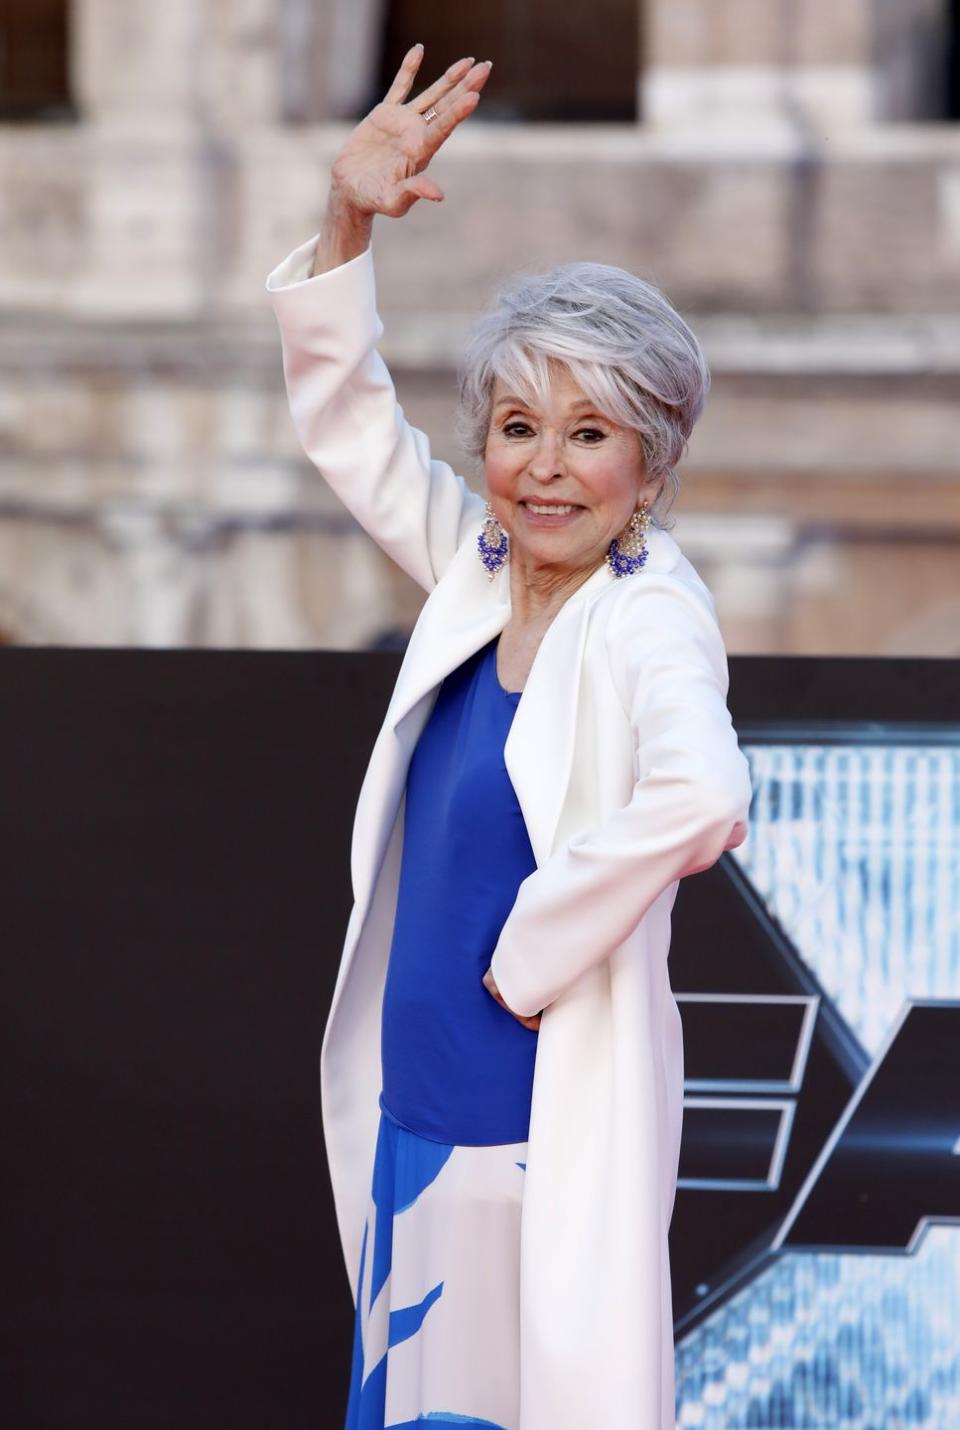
[0,0,958,653]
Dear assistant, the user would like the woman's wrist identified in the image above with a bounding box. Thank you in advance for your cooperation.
[311,192,374,277]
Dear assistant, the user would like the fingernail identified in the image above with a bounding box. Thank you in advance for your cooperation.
[484,60,493,68]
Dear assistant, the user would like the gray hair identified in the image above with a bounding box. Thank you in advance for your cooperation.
[455,260,710,529]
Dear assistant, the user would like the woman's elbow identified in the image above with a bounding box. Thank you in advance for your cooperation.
[693,756,754,865]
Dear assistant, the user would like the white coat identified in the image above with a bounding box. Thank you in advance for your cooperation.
[266,234,754,1430]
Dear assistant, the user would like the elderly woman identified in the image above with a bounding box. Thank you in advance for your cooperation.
[266,44,752,1430]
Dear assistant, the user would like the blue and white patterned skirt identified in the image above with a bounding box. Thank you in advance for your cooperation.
[344,1100,528,1430]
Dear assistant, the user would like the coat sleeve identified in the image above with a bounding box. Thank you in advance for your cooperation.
[266,234,485,592]
[489,575,754,1017]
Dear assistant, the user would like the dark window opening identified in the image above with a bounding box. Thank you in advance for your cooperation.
[0,0,72,121]
[374,0,637,123]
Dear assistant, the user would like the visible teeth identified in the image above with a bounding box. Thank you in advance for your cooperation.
[527,503,575,515]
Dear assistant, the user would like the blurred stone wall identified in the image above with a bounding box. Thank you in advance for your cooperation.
[0,0,957,653]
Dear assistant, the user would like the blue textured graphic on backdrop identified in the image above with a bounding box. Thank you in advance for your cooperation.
[674,740,960,1428]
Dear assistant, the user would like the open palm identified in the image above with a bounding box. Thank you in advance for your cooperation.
[331,47,492,220]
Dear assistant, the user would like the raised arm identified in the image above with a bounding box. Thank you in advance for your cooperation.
[489,577,754,1018]
[266,47,492,592]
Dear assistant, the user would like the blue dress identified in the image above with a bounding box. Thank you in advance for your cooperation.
[345,637,539,1430]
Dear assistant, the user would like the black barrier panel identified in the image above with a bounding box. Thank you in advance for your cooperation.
[779,1002,960,1252]
[0,649,400,1430]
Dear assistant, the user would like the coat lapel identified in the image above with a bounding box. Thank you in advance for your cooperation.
[349,541,512,910]
[504,560,610,865]
[386,543,512,733]
[504,525,679,864]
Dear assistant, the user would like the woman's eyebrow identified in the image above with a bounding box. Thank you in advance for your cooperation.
[492,397,606,417]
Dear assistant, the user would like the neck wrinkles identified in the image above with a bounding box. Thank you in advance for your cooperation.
[507,552,605,625]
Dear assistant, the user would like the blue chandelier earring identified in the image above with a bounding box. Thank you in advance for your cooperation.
[606,500,650,578]
[477,501,509,579]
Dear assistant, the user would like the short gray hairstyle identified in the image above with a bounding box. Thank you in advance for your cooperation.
[455,260,710,529]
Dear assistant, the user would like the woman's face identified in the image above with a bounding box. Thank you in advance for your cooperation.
[483,362,658,583]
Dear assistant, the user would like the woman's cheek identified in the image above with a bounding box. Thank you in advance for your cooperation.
[483,446,520,503]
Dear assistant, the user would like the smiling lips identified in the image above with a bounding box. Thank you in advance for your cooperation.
[521,500,582,518]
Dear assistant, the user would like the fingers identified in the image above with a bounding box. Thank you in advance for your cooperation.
[382,42,424,105]
[394,174,445,211]
[422,81,483,149]
[481,965,538,1030]
[421,61,491,143]
[484,975,540,1031]
[411,53,476,114]
[425,59,493,120]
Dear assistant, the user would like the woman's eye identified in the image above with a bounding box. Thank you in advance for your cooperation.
[500,421,605,441]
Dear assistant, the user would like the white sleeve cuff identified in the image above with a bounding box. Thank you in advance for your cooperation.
[264,233,373,293]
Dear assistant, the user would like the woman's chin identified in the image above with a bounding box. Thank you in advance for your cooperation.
[513,537,604,576]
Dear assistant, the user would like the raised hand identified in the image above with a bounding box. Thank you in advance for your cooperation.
[332,46,493,219]
[311,46,492,274]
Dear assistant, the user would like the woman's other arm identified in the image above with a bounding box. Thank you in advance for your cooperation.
[489,578,754,1018]
[266,47,492,592]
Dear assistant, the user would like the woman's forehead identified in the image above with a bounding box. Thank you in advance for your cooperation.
[490,365,594,412]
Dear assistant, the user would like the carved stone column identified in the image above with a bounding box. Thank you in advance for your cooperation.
[277,0,386,122]
[640,0,949,131]
[73,0,204,128]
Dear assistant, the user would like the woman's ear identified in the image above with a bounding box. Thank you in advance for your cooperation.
[644,474,666,509]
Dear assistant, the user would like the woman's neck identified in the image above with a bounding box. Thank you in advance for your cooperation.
[507,555,601,627]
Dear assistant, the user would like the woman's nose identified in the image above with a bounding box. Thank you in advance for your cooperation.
[527,433,565,481]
